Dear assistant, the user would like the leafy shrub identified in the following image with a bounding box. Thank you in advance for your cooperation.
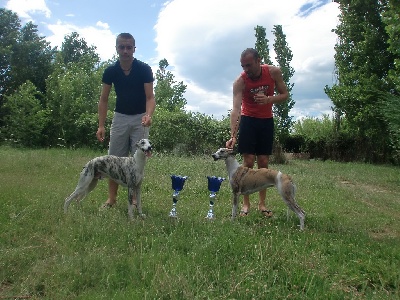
[3,81,50,147]
[291,115,335,158]
[150,109,229,155]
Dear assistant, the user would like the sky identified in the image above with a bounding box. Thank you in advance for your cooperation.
[2,0,340,120]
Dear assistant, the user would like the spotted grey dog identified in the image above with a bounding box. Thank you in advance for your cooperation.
[64,138,152,219]
[211,148,305,230]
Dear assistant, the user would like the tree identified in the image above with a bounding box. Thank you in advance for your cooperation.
[382,0,400,90]
[10,22,56,95]
[45,58,105,147]
[380,0,400,163]
[0,9,55,141]
[60,32,99,66]
[254,25,273,65]
[253,25,295,148]
[44,33,104,147]
[272,25,295,145]
[325,0,395,162]
[0,8,20,99]
[154,59,187,112]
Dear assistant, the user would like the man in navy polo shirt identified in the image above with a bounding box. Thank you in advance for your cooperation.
[96,32,156,208]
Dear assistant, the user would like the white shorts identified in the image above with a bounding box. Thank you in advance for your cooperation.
[108,112,149,157]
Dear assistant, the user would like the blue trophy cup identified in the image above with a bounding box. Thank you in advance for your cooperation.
[169,175,188,218]
[205,176,225,220]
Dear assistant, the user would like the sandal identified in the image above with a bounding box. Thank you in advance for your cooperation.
[100,202,115,209]
[261,210,273,218]
[239,210,249,217]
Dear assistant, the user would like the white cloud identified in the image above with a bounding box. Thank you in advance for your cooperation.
[96,21,110,30]
[5,0,51,20]
[154,0,340,119]
[45,21,116,61]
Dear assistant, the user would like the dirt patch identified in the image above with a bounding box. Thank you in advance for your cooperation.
[338,177,390,194]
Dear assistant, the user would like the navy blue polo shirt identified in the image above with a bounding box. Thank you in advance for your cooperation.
[102,59,154,115]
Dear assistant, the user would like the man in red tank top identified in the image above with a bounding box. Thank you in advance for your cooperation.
[226,48,288,217]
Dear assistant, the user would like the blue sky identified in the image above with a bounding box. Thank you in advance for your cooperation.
[2,0,340,120]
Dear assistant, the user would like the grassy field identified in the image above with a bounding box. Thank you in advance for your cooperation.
[0,146,399,299]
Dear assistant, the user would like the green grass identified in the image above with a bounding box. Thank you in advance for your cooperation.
[1,146,399,299]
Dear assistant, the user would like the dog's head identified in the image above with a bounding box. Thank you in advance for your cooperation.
[136,138,152,158]
[211,148,236,161]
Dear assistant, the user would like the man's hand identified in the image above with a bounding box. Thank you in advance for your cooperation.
[96,126,106,142]
[254,94,271,105]
[226,136,236,149]
[141,114,152,127]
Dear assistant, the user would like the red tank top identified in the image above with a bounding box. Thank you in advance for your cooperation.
[241,65,275,118]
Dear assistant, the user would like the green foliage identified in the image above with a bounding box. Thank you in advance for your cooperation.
[150,108,230,155]
[378,92,400,164]
[383,0,400,89]
[154,59,187,112]
[254,25,273,65]
[9,22,56,95]
[2,81,50,147]
[0,8,56,107]
[290,114,392,162]
[293,115,336,143]
[0,8,20,98]
[0,8,56,140]
[44,56,105,147]
[272,25,295,144]
[184,112,230,154]
[150,109,190,152]
[291,115,332,157]
[61,32,100,65]
[325,0,396,162]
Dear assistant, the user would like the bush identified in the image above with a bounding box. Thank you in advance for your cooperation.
[2,81,50,147]
[150,109,230,155]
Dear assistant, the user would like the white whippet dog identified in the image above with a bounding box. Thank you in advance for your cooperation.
[211,148,305,230]
[64,138,152,219]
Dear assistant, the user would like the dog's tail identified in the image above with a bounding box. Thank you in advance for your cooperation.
[276,172,305,229]
[64,165,98,213]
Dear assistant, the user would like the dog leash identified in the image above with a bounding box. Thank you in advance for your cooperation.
[142,125,146,139]
[141,114,150,139]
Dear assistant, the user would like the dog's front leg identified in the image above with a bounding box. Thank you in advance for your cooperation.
[231,193,239,220]
[135,182,145,218]
[127,187,135,220]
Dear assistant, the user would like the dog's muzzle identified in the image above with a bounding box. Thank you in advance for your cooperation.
[211,154,219,161]
[144,146,152,158]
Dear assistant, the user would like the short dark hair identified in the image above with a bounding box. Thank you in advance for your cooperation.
[241,48,260,60]
[116,33,135,46]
